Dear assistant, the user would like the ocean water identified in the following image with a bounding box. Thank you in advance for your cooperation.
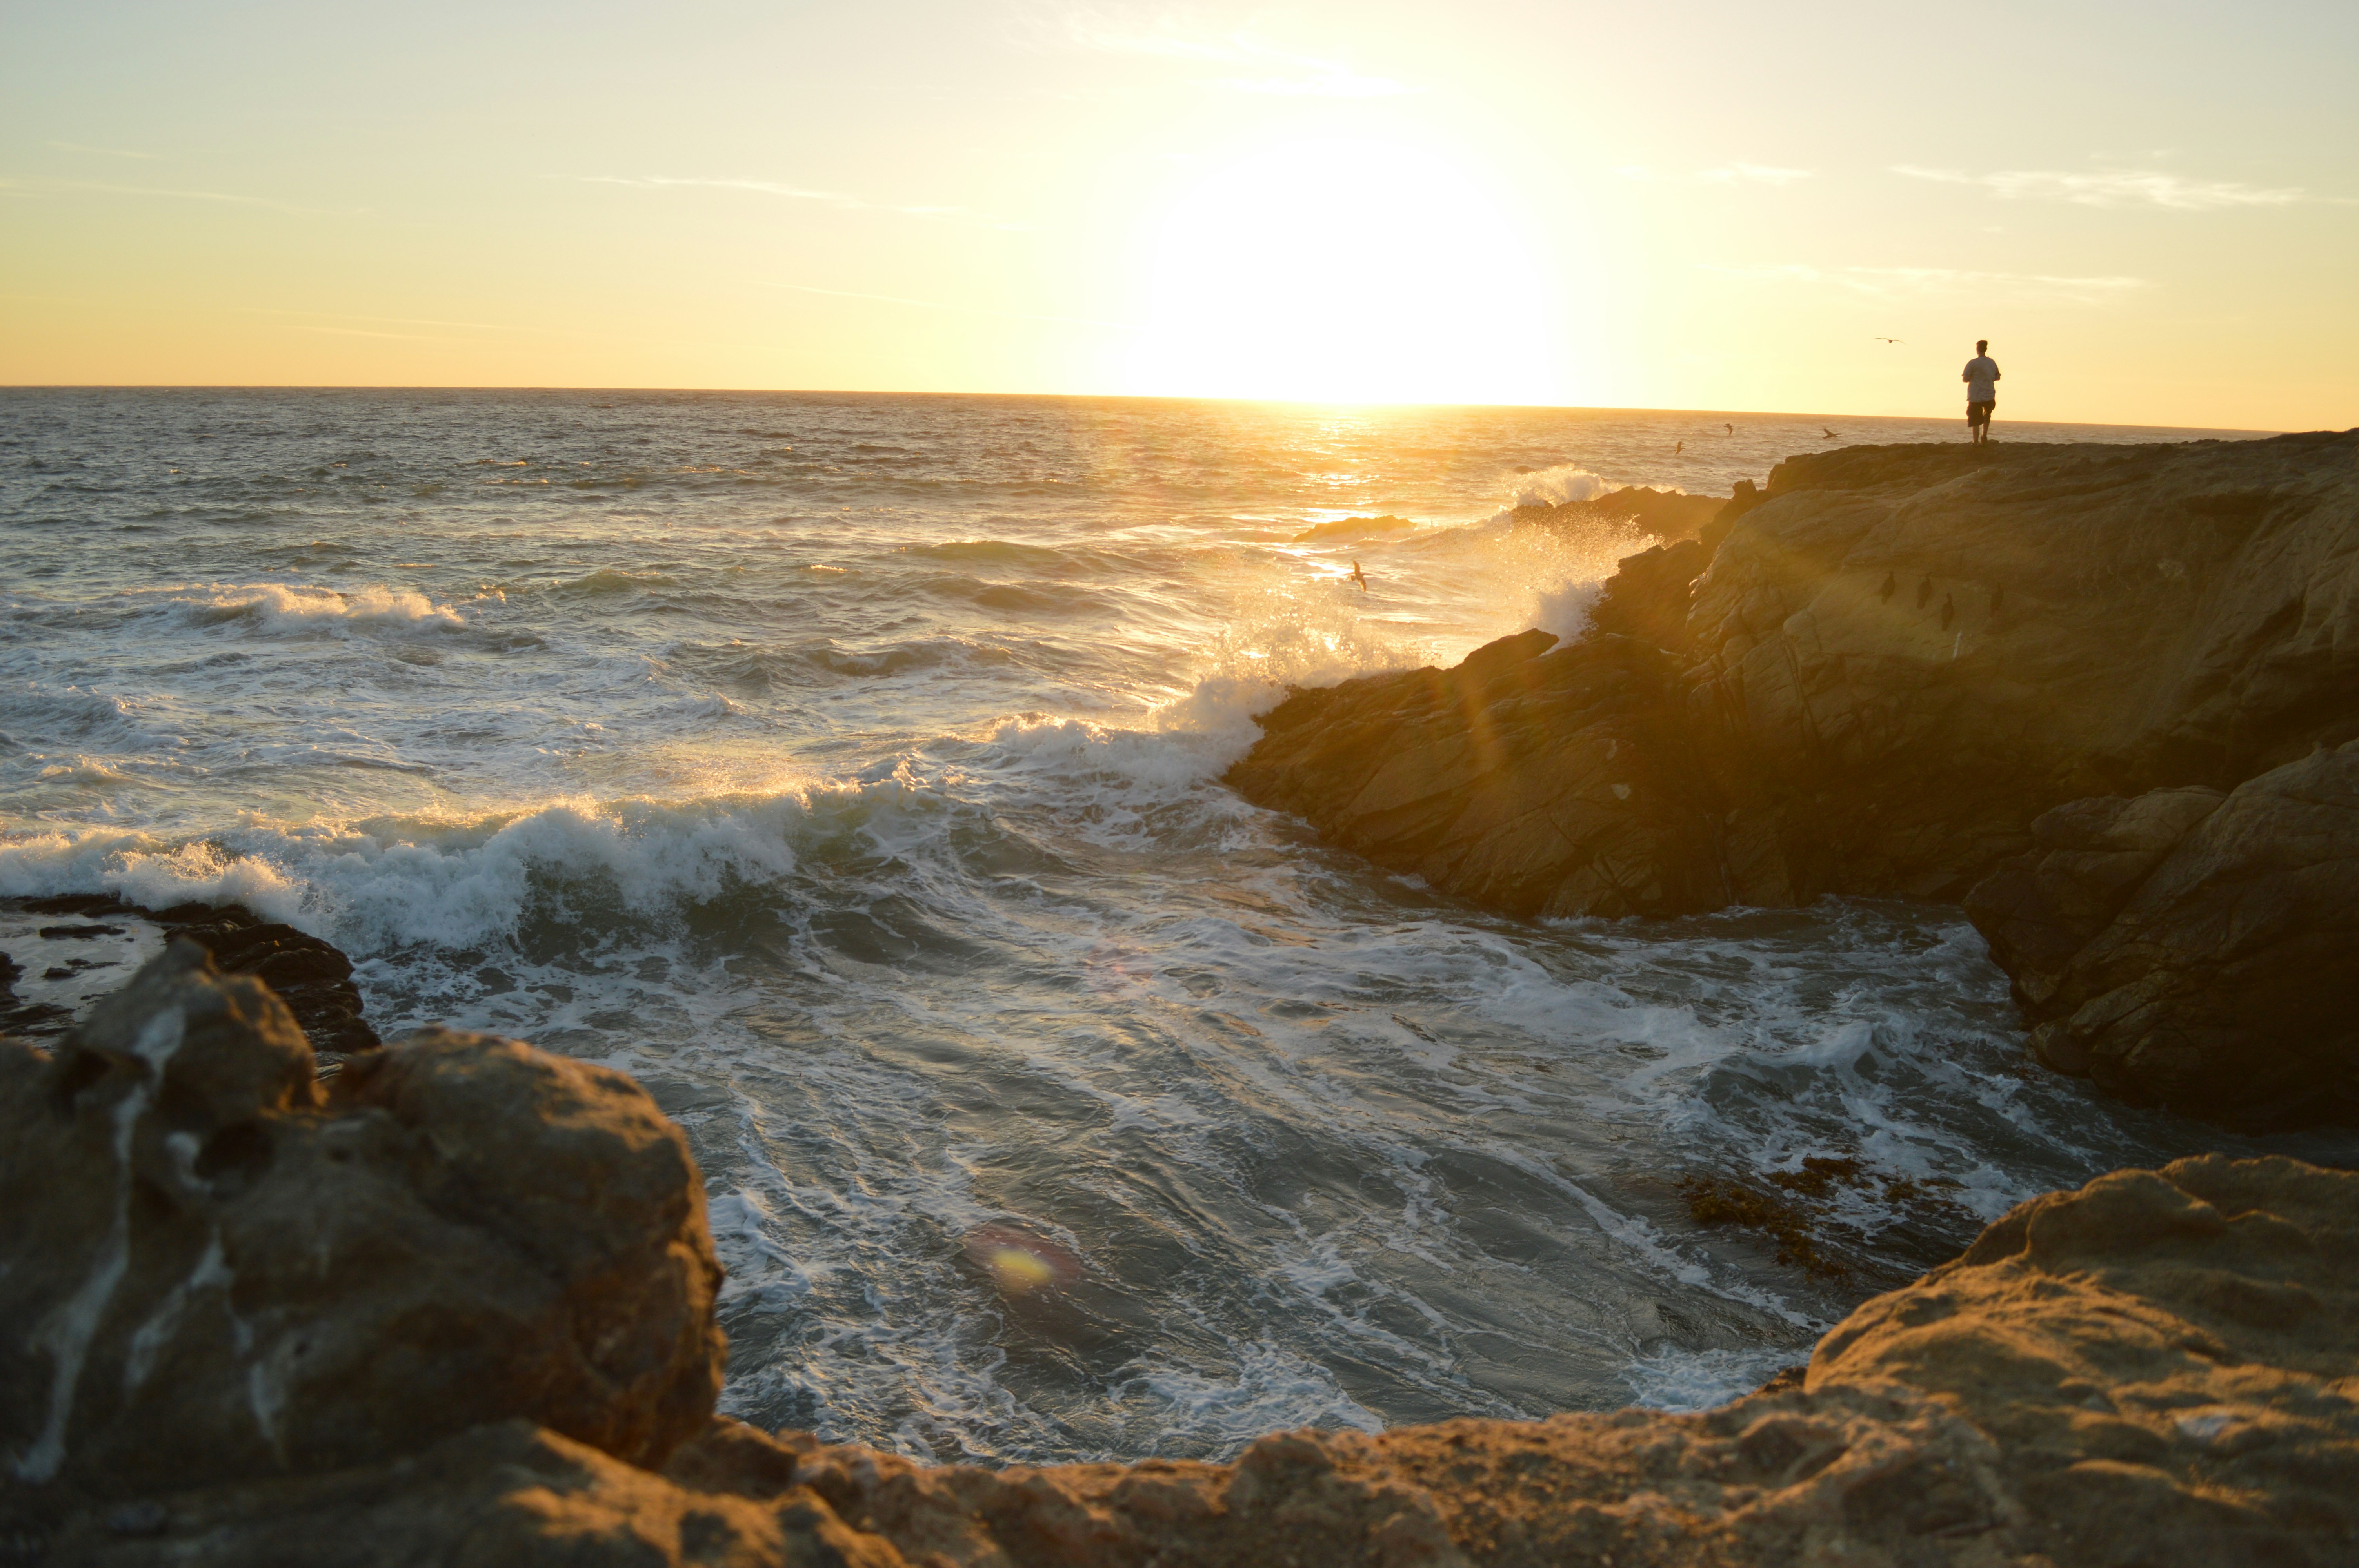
[5,388,2349,1463]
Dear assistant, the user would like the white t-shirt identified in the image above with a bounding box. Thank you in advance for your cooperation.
[1964,356,2000,402]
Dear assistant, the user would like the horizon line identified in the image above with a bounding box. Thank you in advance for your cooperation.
[0,383,2296,434]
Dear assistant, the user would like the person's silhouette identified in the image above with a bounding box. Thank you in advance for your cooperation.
[1962,340,2001,445]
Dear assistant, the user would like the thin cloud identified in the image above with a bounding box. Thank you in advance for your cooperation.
[578,174,1023,230]
[1894,165,2321,210]
[1704,262,2145,305]
[47,140,159,160]
[767,281,1137,332]
[1618,164,1815,186]
[0,176,350,216]
[1699,164,1813,186]
[1060,10,1409,97]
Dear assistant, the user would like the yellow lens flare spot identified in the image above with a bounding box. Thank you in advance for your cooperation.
[962,1223,1082,1298]
[987,1247,1057,1292]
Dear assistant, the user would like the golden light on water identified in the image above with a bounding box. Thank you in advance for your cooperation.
[1126,138,1571,406]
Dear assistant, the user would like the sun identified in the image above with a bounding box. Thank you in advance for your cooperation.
[1123,136,1570,405]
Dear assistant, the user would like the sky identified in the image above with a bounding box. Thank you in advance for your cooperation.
[4,1,2355,427]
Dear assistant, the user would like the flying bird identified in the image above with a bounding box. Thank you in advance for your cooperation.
[1878,571,1897,602]
[1675,441,1684,456]
[1916,576,1934,609]
[1350,560,1369,592]
[1725,423,1734,436]
[1875,336,1904,344]
[1940,592,1956,630]
[1822,428,1839,440]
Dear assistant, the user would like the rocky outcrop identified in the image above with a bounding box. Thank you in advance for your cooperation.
[1964,739,2359,1122]
[1226,432,2359,1114]
[1518,485,1725,542]
[9,956,2356,1566]
[2,895,378,1058]
[1233,628,1728,918]
[0,942,722,1510]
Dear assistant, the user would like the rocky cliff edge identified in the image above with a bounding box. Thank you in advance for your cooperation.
[1224,432,2359,1120]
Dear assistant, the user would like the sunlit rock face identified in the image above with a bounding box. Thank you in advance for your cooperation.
[1226,430,2359,1118]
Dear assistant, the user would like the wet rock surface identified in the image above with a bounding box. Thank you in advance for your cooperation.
[1227,431,2359,1114]
[8,956,2355,1566]
[1516,484,1727,543]
[0,895,377,1058]
[1965,740,2359,1122]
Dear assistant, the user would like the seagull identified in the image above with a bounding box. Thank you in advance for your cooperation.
[1675,441,1684,456]
[1822,428,1839,440]
[1916,576,1934,609]
[1350,560,1369,592]
[1875,337,1904,344]
[1725,423,1734,436]
[1878,571,1897,602]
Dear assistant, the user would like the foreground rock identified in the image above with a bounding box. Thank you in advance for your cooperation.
[1227,431,2359,1114]
[1965,739,2359,1121]
[0,942,722,1509]
[10,956,2356,1565]
[0,894,378,1058]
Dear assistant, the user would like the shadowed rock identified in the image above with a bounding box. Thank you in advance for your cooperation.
[1965,740,2359,1122]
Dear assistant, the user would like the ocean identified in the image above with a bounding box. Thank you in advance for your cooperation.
[4,388,2349,1464]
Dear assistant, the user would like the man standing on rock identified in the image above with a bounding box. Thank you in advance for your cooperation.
[1962,340,2001,444]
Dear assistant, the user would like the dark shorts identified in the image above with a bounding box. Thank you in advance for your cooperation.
[1968,401,1995,424]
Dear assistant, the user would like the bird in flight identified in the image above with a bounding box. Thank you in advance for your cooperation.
[1822,428,1839,440]
[1875,336,1904,344]
[1725,423,1733,436]
[1350,560,1369,592]
[1675,441,1684,456]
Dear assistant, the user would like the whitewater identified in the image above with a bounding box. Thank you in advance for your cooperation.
[5,388,2344,1465]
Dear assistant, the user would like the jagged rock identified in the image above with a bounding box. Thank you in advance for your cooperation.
[1676,431,2358,902]
[1518,485,1724,542]
[1965,740,2359,1121]
[1234,432,2359,911]
[44,1422,904,1568]
[4,895,378,1057]
[1228,630,1732,918]
[0,941,723,1506]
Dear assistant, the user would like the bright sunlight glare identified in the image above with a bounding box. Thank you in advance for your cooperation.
[1123,138,1574,405]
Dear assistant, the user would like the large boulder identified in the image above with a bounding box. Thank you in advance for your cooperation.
[0,940,724,1503]
[1964,740,2359,1121]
